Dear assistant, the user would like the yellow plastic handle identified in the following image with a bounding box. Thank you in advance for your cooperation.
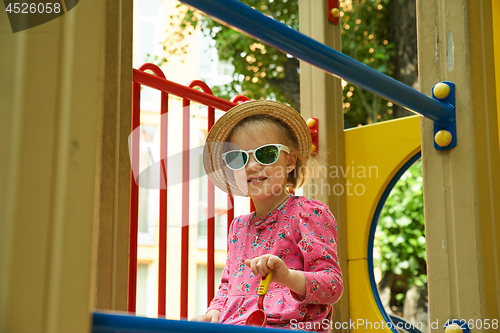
[257,270,273,296]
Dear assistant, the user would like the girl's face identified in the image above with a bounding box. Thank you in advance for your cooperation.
[228,127,297,201]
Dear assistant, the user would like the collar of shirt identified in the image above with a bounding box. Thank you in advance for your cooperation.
[250,195,294,230]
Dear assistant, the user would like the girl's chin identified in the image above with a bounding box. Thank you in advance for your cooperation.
[236,180,268,195]
[236,179,287,198]
[246,187,287,200]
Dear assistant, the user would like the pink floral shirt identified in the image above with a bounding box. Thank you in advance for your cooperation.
[206,195,343,331]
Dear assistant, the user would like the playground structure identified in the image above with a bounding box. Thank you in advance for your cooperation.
[123,63,423,333]
[1,1,499,333]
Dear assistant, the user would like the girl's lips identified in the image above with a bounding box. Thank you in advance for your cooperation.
[247,177,268,183]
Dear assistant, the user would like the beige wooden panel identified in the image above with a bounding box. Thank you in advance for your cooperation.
[299,1,349,331]
[93,0,133,312]
[417,0,500,331]
[0,0,132,332]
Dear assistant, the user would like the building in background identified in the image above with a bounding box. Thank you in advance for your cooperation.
[132,0,252,320]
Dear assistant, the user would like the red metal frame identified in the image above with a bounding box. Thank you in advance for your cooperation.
[130,64,260,317]
[129,67,316,317]
[133,69,235,111]
[128,64,316,319]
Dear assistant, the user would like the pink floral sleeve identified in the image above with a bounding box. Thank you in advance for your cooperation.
[290,200,343,305]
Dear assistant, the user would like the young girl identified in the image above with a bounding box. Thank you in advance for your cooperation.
[192,100,343,331]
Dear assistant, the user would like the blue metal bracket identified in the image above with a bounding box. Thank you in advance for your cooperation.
[432,81,457,150]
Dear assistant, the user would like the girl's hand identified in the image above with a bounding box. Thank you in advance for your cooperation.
[245,254,306,297]
[190,309,220,323]
[244,254,290,285]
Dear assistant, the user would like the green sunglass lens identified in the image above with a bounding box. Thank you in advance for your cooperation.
[225,151,247,169]
[256,146,279,164]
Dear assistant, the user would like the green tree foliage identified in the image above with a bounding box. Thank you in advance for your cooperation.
[168,1,300,110]
[167,0,396,127]
[340,0,395,127]
[375,159,426,307]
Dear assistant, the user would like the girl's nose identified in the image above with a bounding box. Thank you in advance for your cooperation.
[246,153,261,171]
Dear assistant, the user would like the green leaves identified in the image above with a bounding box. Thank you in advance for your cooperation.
[341,0,395,127]
[165,0,400,124]
[188,0,301,109]
[374,159,426,306]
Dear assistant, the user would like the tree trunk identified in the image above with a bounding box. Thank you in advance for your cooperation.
[403,283,429,332]
[377,271,395,315]
[389,0,418,119]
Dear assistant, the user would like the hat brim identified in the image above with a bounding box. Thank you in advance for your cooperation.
[203,100,312,197]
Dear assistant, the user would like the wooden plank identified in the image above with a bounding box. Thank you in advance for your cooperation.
[93,0,133,312]
[0,0,132,331]
[417,0,500,330]
[299,1,349,331]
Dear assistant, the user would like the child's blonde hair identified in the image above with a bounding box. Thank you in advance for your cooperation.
[227,114,319,192]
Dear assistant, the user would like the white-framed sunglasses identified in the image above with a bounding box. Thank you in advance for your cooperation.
[222,144,291,170]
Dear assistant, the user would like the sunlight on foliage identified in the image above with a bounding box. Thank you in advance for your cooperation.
[375,159,426,306]
[166,0,396,124]
[340,0,395,126]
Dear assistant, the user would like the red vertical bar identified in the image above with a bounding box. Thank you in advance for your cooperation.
[180,98,190,319]
[227,195,234,236]
[207,106,215,306]
[250,199,256,214]
[158,91,169,317]
[128,81,141,313]
[136,64,170,318]
[186,81,218,307]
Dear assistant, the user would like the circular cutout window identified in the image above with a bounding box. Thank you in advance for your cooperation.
[368,153,427,333]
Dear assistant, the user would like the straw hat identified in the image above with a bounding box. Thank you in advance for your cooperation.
[203,100,312,197]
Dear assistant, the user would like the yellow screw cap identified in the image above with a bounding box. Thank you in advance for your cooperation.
[310,144,317,153]
[306,118,316,128]
[444,324,463,333]
[433,82,450,99]
[435,130,452,147]
[331,8,340,18]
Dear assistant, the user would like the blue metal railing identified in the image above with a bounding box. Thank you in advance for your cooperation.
[179,0,455,126]
[91,312,425,333]
[92,312,290,333]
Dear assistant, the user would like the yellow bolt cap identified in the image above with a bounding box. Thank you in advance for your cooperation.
[310,144,317,153]
[435,130,452,147]
[307,118,316,128]
[444,324,463,333]
[331,8,340,18]
[433,82,450,99]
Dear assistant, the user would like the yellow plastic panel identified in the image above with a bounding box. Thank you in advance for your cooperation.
[344,116,421,261]
[348,259,391,332]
